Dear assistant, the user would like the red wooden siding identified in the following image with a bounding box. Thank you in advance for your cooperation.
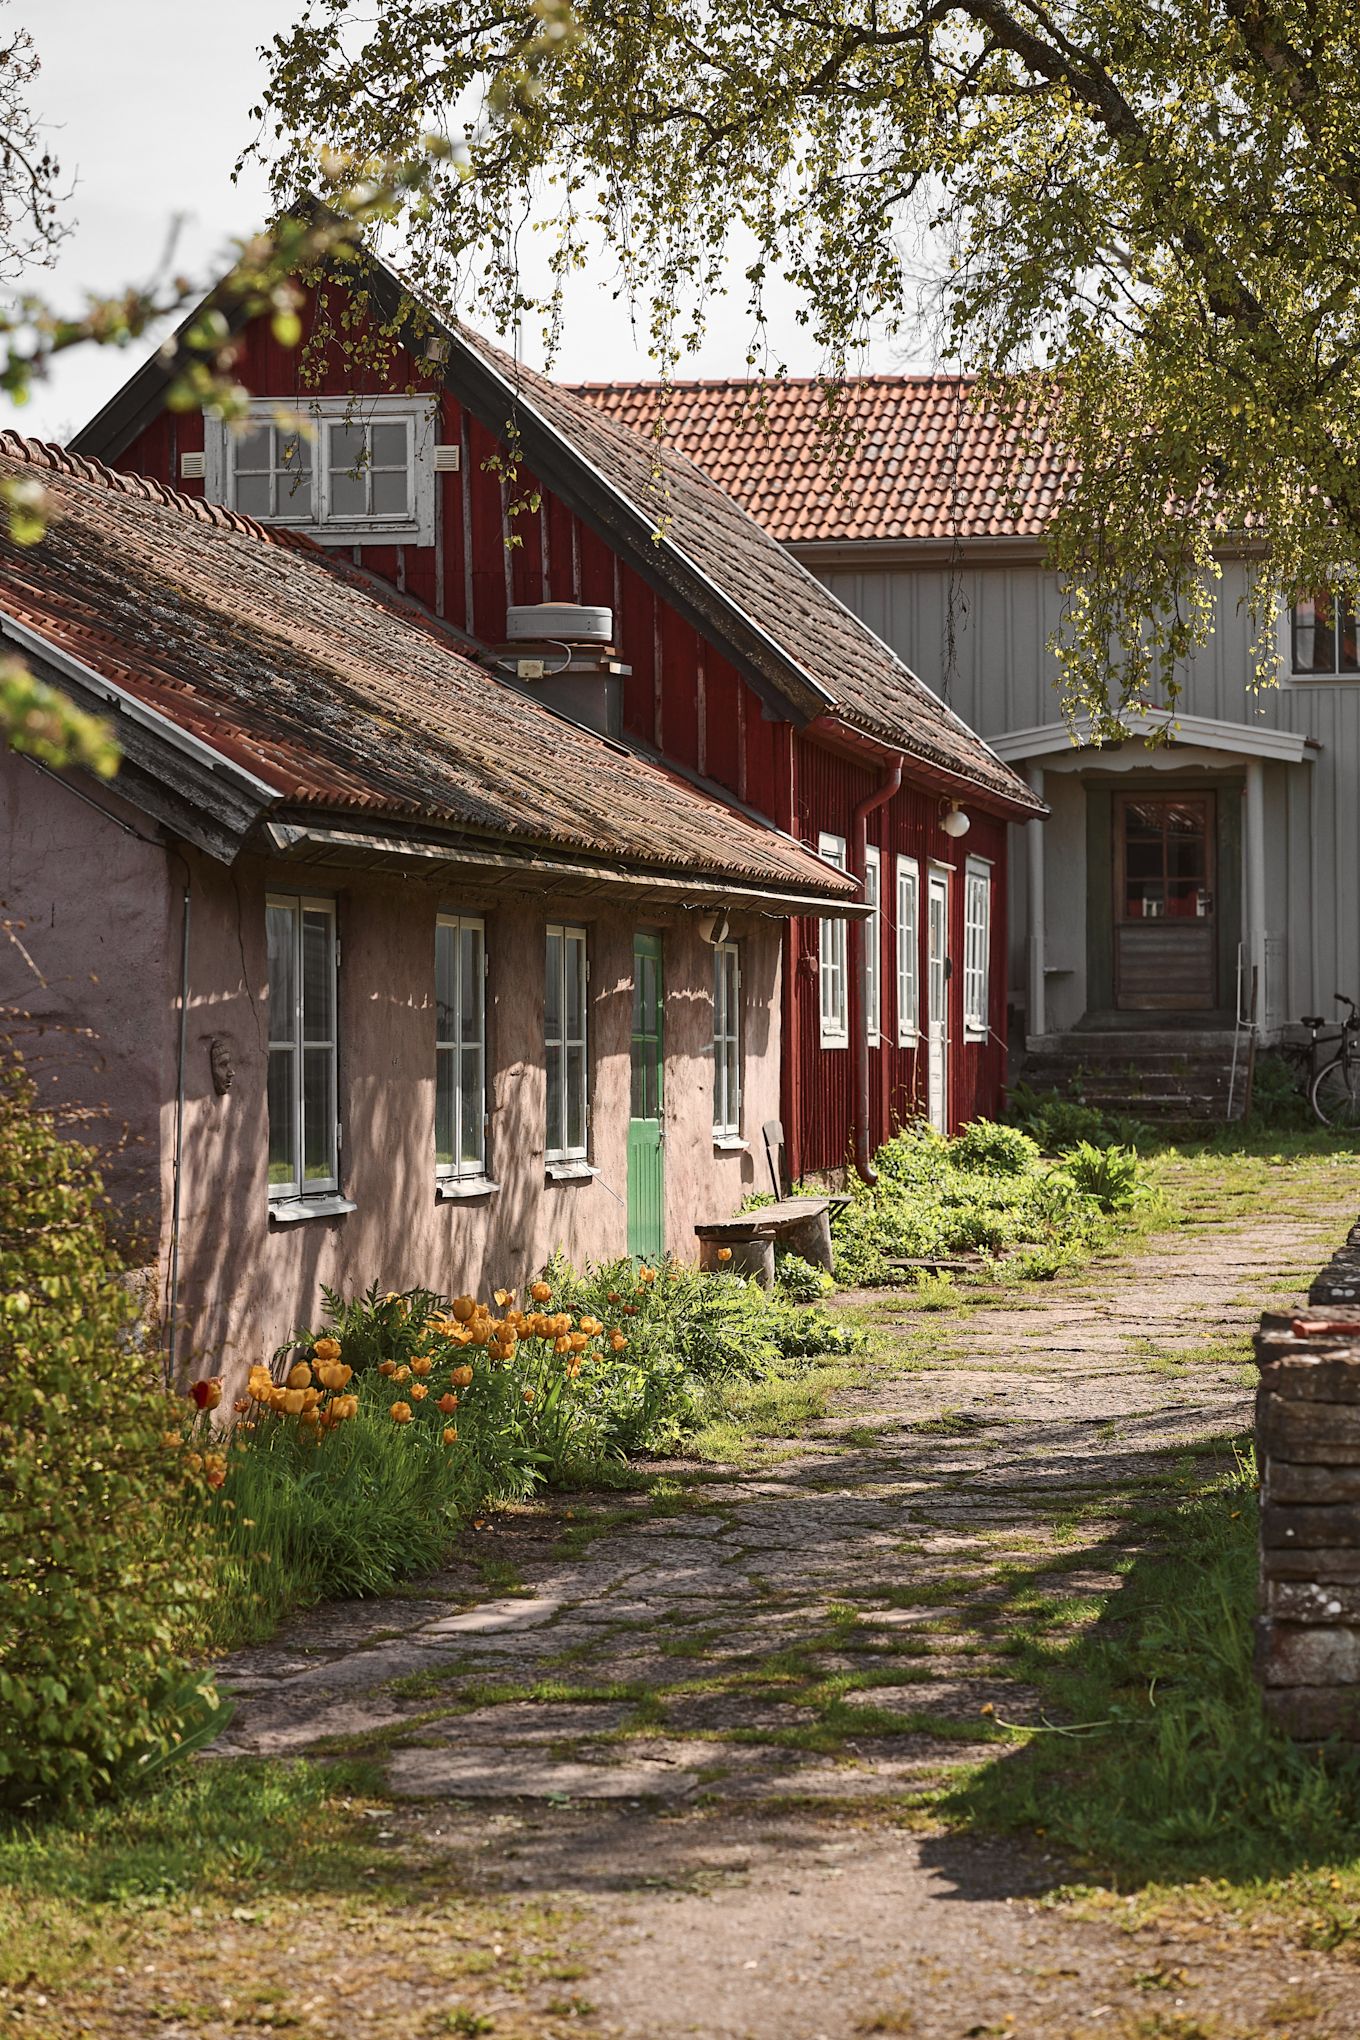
[786,735,1010,1179]
[111,285,1015,1184]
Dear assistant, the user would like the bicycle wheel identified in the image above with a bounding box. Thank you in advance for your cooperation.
[1311,1053,1360,1127]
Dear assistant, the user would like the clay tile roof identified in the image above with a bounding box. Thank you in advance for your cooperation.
[572,376,1072,547]
[0,433,851,901]
[451,335,1040,813]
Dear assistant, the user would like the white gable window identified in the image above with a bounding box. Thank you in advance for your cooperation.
[266,894,340,1207]
[963,857,992,1040]
[436,915,488,1190]
[864,844,882,1044]
[713,941,742,1139]
[817,832,848,1048]
[545,924,589,1163]
[206,397,436,546]
[896,855,920,1044]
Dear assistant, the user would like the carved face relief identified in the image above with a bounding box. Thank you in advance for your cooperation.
[209,1036,235,1095]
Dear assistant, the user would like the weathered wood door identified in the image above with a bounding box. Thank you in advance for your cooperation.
[927,869,950,1134]
[1114,793,1217,1011]
[627,932,665,1260]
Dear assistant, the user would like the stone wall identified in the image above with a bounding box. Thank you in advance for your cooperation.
[1253,1227,1360,1740]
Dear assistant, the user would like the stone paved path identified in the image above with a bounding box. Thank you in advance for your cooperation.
[214,1198,1360,2038]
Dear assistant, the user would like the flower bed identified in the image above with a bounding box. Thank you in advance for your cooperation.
[188,1258,860,1646]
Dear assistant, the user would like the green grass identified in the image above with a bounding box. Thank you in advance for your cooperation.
[941,1445,1360,1906]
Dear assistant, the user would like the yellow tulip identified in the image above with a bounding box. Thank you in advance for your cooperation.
[313,1336,342,1364]
[286,1361,312,1391]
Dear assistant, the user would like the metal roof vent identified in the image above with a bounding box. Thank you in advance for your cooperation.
[507,602,613,645]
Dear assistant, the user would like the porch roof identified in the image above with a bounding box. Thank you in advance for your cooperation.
[988,710,1317,768]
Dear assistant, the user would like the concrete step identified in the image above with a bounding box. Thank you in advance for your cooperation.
[1016,1027,1248,1124]
[1026,1030,1238,1057]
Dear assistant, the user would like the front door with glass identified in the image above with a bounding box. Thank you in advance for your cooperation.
[927,870,950,1135]
[1114,794,1217,1010]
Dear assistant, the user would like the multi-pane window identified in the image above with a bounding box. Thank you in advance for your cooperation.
[436,916,486,1184]
[963,858,992,1039]
[864,845,881,1044]
[818,832,848,1048]
[896,856,920,1044]
[1291,592,1359,676]
[713,941,742,1137]
[545,925,588,1160]
[212,399,435,544]
[233,422,314,522]
[267,895,338,1200]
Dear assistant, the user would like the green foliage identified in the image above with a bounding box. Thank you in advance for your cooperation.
[949,1449,1360,1881]
[1057,1139,1143,1211]
[947,1118,1040,1177]
[1004,1080,1148,1154]
[0,1054,216,1813]
[774,1251,835,1303]
[204,1256,861,1645]
[251,0,1360,720]
[1247,1050,1313,1131]
[832,1117,1155,1285]
[0,655,117,776]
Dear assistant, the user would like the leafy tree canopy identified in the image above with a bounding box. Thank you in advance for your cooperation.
[249,0,1360,723]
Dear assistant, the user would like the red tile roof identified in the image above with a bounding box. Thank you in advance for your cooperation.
[573,376,1071,547]
[0,435,854,903]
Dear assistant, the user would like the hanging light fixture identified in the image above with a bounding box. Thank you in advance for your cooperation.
[940,800,971,839]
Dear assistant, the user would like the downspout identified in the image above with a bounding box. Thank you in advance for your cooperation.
[165,880,191,1388]
[850,754,903,1186]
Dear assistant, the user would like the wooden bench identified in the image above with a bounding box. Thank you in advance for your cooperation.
[694,1120,844,1287]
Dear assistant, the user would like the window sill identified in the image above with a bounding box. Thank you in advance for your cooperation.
[964,1027,988,1044]
[269,1194,357,1225]
[545,1159,597,1183]
[436,1176,499,1202]
[819,1036,849,1051]
[713,1133,749,1153]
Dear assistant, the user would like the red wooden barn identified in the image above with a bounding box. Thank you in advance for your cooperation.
[72,245,1041,1184]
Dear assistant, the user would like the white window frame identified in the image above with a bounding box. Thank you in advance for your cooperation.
[1282,591,1360,683]
[818,831,849,1049]
[545,924,589,1164]
[435,915,489,1191]
[863,844,882,1045]
[963,856,992,1041]
[266,893,339,1205]
[713,940,742,1140]
[205,396,437,547]
[896,855,920,1045]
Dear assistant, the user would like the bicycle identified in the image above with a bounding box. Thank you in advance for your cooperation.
[1308,995,1360,1127]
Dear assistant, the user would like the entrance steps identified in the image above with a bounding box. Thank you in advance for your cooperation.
[1019,1029,1245,1123]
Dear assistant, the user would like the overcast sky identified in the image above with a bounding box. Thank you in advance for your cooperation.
[12,0,923,445]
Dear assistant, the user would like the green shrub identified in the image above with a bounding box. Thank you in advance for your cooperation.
[1247,1051,1312,1131]
[775,1252,835,1303]
[830,1115,1156,1286]
[1058,1139,1143,1211]
[948,1118,1041,1177]
[0,1054,216,1812]
[1004,1079,1148,1153]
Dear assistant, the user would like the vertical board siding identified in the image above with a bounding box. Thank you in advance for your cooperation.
[819,553,1360,1026]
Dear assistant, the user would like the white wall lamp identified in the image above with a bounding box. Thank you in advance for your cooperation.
[940,800,971,839]
[698,909,731,946]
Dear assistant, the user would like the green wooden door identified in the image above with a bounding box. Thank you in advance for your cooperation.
[627,932,665,1260]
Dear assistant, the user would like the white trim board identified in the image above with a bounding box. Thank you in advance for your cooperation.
[988,710,1315,768]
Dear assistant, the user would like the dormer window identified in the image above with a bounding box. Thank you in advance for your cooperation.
[1290,591,1358,677]
[204,397,436,546]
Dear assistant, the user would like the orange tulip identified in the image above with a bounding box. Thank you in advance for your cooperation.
[494,1287,514,1306]
[451,1295,476,1323]
[716,1247,733,1263]
[610,1331,628,1352]
[286,1362,312,1391]
[530,1280,552,1302]
[442,1425,458,1444]
[437,1392,459,1415]
[313,1336,342,1364]
[410,1356,433,1377]
[411,1383,429,1401]
[451,1365,474,1388]
[389,1401,413,1424]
